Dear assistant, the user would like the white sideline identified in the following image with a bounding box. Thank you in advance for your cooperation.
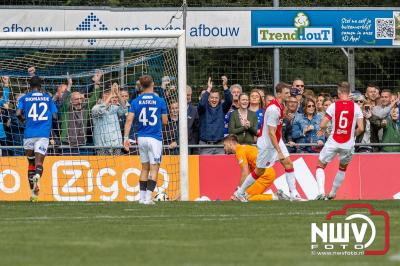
[390,253,400,261]
[0,211,328,222]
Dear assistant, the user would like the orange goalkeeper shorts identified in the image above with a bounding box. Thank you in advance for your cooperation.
[246,168,276,200]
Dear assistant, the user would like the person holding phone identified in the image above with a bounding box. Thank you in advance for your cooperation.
[354,94,374,153]
[292,78,305,113]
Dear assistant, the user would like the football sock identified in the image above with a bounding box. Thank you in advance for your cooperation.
[237,171,258,194]
[285,168,298,197]
[316,168,325,195]
[139,181,147,202]
[28,165,35,190]
[330,170,346,196]
[35,164,43,177]
[146,179,157,202]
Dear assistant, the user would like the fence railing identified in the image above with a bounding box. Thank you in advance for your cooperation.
[1,143,400,150]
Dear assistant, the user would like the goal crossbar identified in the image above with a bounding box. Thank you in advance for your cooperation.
[0,30,185,41]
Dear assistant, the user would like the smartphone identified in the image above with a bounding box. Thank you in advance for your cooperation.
[365,106,370,112]
[290,87,301,96]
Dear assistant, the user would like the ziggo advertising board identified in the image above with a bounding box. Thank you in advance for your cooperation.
[0,156,199,201]
[0,154,399,201]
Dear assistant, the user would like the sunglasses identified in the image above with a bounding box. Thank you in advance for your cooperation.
[355,100,364,103]
[307,105,315,108]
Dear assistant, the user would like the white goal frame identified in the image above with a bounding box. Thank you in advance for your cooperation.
[0,30,189,201]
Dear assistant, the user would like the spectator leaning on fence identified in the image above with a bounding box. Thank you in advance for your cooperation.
[118,88,136,143]
[59,70,103,152]
[163,101,179,155]
[365,84,380,107]
[0,76,11,154]
[292,97,324,153]
[224,78,241,136]
[380,106,400,152]
[282,95,298,153]
[248,89,264,134]
[292,78,305,113]
[198,77,232,155]
[353,94,373,153]
[53,78,72,110]
[369,89,397,150]
[229,93,258,145]
[372,89,396,119]
[91,83,128,155]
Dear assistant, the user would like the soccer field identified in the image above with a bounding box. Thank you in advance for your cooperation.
[0,201,398,266]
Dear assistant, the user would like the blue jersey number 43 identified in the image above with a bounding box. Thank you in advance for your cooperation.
[138,107,158,126]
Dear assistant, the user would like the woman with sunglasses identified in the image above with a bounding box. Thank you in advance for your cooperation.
[292,97,325,153]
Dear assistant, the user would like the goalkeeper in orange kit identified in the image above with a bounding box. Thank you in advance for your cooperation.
[223,134,290,201]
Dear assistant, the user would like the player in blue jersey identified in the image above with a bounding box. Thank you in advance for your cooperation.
[16,76,58,202]
[124,75,168,205]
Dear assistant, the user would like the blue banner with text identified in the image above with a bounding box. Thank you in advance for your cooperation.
[251,10,400,47]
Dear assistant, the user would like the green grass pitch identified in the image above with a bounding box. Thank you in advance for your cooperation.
[0,201,398,266]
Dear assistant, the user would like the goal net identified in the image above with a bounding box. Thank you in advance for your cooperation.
[0,31,188,202]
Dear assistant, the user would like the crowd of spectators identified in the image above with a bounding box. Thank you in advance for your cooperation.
[0,67,400,156]
[191,77,400,154]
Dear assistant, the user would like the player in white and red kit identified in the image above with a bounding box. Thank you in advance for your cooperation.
[315,82,364,200]
[234,82,304,201]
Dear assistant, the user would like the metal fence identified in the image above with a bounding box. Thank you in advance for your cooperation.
[186,47,400,100]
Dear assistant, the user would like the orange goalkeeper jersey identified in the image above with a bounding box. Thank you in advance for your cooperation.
[235,144,276,177]
[235,144,258,171]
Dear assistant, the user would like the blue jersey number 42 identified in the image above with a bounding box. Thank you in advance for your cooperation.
[28,102,49,121]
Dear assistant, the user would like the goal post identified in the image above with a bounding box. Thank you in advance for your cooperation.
[0,30,189,201]
[177,31,189,201]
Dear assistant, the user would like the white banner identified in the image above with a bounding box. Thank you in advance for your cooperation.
[0,9,251,48]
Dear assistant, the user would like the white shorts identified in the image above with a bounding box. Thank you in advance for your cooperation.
[23,138,49,155]
[138,137,162,164]
[256,139,290,168]
[319,142,354,165]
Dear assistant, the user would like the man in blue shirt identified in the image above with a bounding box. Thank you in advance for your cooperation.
[123,75,168,205]
[16,76,57,202]
[198,77,232,154]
